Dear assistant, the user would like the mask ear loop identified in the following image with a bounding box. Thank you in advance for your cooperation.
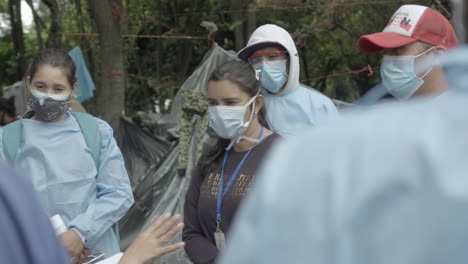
[415,46,436,58]
[225,94,260,150]
[415,47,438,79]
[255,69,261,81]
[420,67,433,79]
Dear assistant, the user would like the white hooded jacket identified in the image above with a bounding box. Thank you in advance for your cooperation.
[238,24,338,137]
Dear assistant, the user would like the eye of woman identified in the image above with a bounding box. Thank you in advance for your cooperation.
[208,99,217,106]
[225,99,239,106]
[54,86,67,93]
[33,83,46,90]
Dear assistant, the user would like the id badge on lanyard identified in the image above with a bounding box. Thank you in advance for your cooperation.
[214,221,226,250]
[214,127,264,250]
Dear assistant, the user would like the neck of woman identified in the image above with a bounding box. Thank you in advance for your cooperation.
[232,120,271,152]
[32,113,67,123]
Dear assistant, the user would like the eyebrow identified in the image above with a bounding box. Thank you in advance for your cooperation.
[207,97,240,101]
[32,81,68,89]
[32,81,46,86]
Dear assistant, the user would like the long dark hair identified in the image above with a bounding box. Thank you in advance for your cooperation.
[198,60,269,177]
[0,97,16,117]
[27,48,77,87]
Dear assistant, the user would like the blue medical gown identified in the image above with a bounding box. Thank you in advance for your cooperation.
[220,91,468,264]
[263,85,338,138]
[0,113,134,256]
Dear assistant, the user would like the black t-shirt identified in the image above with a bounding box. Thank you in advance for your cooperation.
[183,134,280,264]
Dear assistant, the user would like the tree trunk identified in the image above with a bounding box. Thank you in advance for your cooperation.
[8,0,27,79]
[246,1,256,39]
[87,0,125,130]
[43,0,62,48]
[300,46,311,87]
[25,0,44,50]
[232,0,245,51]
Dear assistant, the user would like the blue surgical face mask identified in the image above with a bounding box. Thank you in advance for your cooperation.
[208,96,257,148]
[381,47,434,100]
[255,60,288,93]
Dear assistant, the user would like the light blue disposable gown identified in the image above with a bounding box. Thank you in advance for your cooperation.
[263,84,338,138]
[0,112,134,257]
[220,46,468,264]
[238,24,338,138]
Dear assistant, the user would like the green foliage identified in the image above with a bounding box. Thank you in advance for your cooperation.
[0,0,455,108]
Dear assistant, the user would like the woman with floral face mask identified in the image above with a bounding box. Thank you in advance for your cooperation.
[183,60,280,264]
[0,49,135,264]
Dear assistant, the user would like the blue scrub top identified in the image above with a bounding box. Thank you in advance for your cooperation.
[0,112,134,257]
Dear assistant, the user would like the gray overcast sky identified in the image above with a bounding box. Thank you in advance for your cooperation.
[0,1,33,36]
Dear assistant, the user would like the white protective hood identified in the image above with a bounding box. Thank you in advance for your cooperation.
[238,24,300,94]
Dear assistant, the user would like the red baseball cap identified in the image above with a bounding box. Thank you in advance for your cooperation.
[359,5,458,53]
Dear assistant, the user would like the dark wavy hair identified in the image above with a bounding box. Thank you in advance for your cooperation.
[198,60,269,177]
[0,97,16,117]
[27,48,77,87]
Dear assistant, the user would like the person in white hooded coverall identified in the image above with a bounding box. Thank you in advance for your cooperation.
[219,1,468,261]
[238,24,338,138]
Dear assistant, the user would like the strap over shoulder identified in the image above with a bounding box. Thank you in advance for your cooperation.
[2,120,22,163]
[70,112,102,170]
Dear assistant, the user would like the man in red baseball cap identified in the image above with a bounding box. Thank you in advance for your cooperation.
[359,4,458,100]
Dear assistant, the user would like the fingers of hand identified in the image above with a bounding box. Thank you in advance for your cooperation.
[78,249,89,263]
[156,242,186,257]
[154,214,181,238]
[147,213,172,234]
[62,230,84,255]
[159,223,184,244]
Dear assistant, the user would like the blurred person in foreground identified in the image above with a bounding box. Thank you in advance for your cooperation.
[219,1,468,264]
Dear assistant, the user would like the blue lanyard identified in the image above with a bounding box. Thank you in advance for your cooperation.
[216,126,264,223]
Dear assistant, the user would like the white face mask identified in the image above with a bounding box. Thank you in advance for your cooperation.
[208,96,258,148]
[30,89,71,105]
[381,47,435,100]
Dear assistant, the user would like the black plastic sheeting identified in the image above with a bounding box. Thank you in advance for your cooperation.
[116,119,191,263]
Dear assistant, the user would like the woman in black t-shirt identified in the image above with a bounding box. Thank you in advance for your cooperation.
[183,60,279,264]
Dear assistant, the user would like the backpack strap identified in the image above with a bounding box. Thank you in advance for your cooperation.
[2,120,22,163]
[69,112,120,238]
[70,112,102,170]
